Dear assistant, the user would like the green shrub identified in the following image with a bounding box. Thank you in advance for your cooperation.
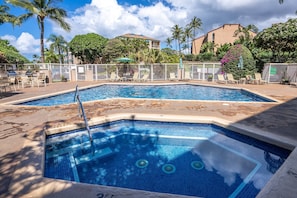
[220,44,256,79]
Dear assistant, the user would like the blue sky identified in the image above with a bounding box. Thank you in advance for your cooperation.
[0,0,296,60]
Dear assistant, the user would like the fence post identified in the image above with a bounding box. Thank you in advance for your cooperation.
[151,64,153,81]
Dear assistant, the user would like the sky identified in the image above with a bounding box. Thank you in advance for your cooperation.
[0,0,296,60]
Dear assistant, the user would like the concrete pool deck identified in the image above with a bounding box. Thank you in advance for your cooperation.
[0,81,297,198]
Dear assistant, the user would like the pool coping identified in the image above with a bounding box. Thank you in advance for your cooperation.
[8,113,297,198]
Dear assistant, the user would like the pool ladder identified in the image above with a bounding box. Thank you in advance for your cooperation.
[74,85,94,155]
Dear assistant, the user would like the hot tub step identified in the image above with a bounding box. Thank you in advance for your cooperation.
[75,147,114,165]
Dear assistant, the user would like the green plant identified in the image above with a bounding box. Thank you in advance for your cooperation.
[220,44,257,79]
[61,75,67,82]
[207,75,213,81]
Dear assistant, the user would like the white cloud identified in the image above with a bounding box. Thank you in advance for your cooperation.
[53,0,188,43]
[16,33,40,54]
[1,32,40,57]
[51,0,297,46]
[2,0,296,59]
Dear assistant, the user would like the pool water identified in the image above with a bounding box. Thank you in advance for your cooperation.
[21,84,273,106]
[44,120,290,198]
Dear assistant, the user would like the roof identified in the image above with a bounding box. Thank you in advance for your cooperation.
[208,24,242,33]
[120,33,160,42]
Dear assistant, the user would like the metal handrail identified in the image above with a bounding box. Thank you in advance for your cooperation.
[74,85,94,155]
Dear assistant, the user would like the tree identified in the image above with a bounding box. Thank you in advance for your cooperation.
[32,54,40,63]
[216,43,231,60]
[102,38,126,63]
[278,0,297,14]
[171,24,183,55]
[253,18,297,62]
[220,44,257,79]
[0,5,18,25]
[103,36,149,63]
[234,24,258,48]
[0,39,29,63]
[165,37,172,48]
[69,33,108,64]
[189,16,202,54]
[44,48,58,63]
[183,25,193,54]
[5,0,71,63]
[161,48,179,63]
[47,34,67,64]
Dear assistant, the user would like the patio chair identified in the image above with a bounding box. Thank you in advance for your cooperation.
[217,74,227,84]
[32,73,47,87]
[245,75,255,84]
[226,73,239,84]
[169,73,178,81]
[140,73,149,82]
[184,71,191,80]
[17,76,32,88]
[132,72,139,82]
[109,72,120,82]
[0,77,15,92]
[254,73,267,84]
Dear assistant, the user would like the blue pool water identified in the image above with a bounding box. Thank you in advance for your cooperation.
[20,84,273,106]
[44,120,290,198]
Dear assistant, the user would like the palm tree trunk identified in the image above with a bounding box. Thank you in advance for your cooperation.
[40,18,45,63]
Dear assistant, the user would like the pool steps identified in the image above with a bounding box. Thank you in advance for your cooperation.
[74,147,114,165]
[69,152,80,182]
[46,141,91,159]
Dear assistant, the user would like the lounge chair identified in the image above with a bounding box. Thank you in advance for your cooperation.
[245,75,255,84]
[132,72,139,82]
[140,73,149,82]
[226,73,238,84]
[254,73,267,84]
[184,71,191,80]
[217,74,227,84]
[109,72,121,82]
[169,73,178,81]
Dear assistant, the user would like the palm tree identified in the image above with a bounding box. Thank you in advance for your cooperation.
[5,0,71,63]
[44,48,58,63]
[171,24,183,55]
[234,24,258,47]
[278,0,297,14]
[189,16,202,54]
[47,34,67,64]
[0,5,18,25]
[183,25,193,54]
[200,42,217,54]
[32,54,40,63]
[165,37,172,48]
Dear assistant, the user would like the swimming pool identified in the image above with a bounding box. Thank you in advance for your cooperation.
[20,84,274,106]
[44,120,290,198]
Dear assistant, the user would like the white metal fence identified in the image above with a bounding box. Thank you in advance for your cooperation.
[263,63,297,83]
[2,62,297,83]
[20,62,223,82]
